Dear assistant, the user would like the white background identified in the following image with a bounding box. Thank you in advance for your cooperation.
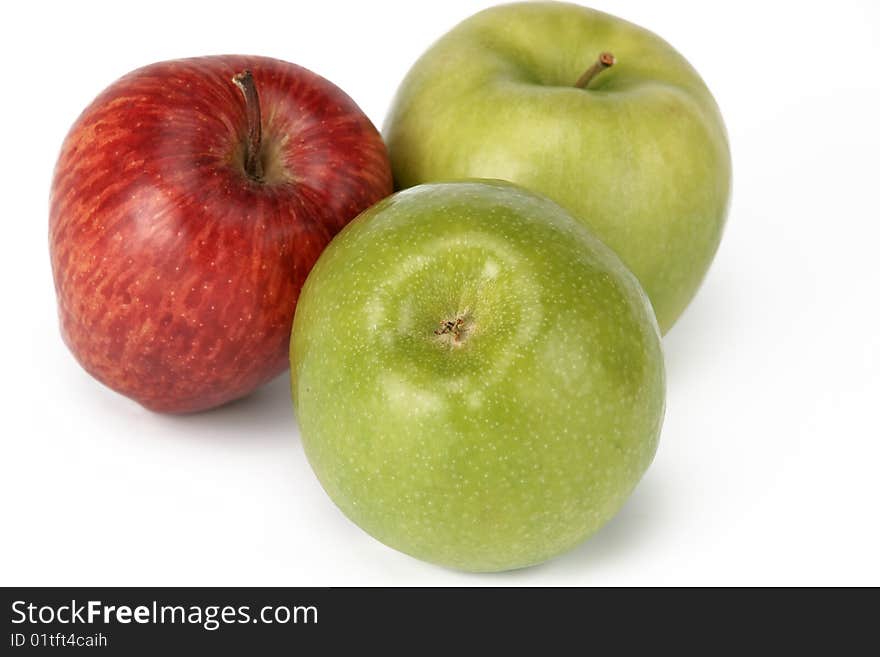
[2,0,878,586]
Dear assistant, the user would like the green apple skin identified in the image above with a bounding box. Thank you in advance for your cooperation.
[384,1,731,333]
[291,181,665,572]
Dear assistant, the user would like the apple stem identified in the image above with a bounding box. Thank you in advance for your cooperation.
[574,52,616,89]
[434,314,472,347]
[232,70,264,181]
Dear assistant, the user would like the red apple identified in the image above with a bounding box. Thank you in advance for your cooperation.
[49,55,392,413]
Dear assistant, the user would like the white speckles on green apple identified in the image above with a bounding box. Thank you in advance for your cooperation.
[291,181,665,572]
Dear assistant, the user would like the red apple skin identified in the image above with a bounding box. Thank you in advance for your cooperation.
[50,55,392,413]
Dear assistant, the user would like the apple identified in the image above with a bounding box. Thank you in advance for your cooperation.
[50,55,392,413]
[384,1,731,333]
[291,180,665,572]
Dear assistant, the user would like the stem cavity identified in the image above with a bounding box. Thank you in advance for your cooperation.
[434,313,473,348]
[232,70,264,181]
[574,52,616,89]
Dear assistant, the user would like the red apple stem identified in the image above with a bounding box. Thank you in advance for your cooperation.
[232,70,264,181]
[574,52,615,89]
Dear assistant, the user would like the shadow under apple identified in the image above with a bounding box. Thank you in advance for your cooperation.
[152,372,296,445]
[495,472,667,579]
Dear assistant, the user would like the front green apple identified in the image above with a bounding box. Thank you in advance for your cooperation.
[384,1,731,333]
[291,181,665,572]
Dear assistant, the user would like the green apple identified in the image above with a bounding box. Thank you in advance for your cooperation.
[290,181,665,572]
[384,1,731,333]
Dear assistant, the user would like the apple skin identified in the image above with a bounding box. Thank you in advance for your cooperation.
[291,181,665,572]
[384,1,731,333]
[50,55,392,413]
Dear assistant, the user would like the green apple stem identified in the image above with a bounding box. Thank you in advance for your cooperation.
[232,70,264,181]
[434,313,473,347]
[574,52,616,89]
